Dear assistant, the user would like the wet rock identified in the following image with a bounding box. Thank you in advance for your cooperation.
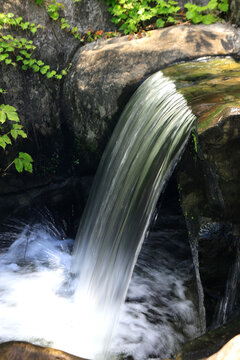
[168,57,240,224]
[175,314,240,359]
[0,341,86,360]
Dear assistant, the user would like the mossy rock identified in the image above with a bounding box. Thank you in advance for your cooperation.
[163,57,240,134]
[175,314,240,360]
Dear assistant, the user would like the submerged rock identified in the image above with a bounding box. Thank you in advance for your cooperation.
[0,341,86,360]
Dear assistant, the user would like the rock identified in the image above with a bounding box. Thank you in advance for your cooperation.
[206,335,240,360]
[0,0,113,180]
[62,23,240,160]
[0,341,86,360]
[175,314,240,359]
[229,0,240,26]
[165,57,240,224]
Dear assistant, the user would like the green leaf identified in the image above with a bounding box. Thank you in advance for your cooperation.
[2,104,19,122]
[0,54,9,62]
[156,18,165,27]
[167,16,177,23]
[14,157,23,172]
[208,0,218,10]
[12,123,23,129]
[50,11,59,20]
[0,109,6,123]
[40,65,50,74]
[6,46,14,52]
[10,129,18,139]
[19,152,33,162]
[33,64,40,72]
[0,136,6,149]
[202,13,217,24]
[218,2,229,11]
[17,130,27,138]
[24,162,33,172]
[2,134,11,145]
[46,70,56,78]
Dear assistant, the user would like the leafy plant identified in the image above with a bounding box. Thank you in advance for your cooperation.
[104,0,229,34]
[14,152,33,173]
[0,97,33,174]
[184,0,228,24]
[47,1,64,20]
[0,13,69,79]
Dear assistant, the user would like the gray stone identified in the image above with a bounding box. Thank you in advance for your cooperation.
[62,23,240,150]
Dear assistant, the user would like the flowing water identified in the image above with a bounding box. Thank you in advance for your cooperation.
[0,197,199,359]
[71,71,196,357]
[0,71,197,358]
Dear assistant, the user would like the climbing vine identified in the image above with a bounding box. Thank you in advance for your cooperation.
[0,90,33,174]
[0,12,68,79]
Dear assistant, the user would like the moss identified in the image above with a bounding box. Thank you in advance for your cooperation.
[175,313,240,360]
[163,57,240,135]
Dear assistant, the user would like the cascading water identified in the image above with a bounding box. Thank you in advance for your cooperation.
[0,70,197,359]
[71,71,197,358]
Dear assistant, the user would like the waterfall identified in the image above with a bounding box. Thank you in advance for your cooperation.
[71,71,197,358]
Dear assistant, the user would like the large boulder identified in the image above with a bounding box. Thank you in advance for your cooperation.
[62,23,240,161]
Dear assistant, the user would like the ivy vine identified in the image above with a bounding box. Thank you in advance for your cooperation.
[0,90,33,174]
[0,12,69,79]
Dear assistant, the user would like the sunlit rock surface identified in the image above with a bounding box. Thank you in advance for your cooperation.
[0,341,86,360]
[206,335,240,360]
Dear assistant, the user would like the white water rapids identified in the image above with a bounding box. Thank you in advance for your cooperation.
[0,205,199,359]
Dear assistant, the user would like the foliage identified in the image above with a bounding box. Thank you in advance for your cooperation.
[14,152,33,173]
[0,95,33,174]
[0,12,68,79]
[104,0,229,34]
[185,0,229,24]
[47,1,64,21]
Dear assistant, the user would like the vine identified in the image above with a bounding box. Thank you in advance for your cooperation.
[0,12,69,79]
[0,91,33,174]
